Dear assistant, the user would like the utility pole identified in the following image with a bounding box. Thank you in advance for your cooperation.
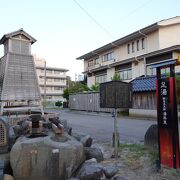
[44,61,47,101]
[113,108,119,158]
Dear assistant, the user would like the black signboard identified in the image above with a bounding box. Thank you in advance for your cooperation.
[100,81,132,108]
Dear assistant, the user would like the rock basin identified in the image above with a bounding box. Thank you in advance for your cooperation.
[10,133,85,180]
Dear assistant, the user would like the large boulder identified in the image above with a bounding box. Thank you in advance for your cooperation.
[73,133,93,147]
[10,134,85,180]
[76,159,103,180]
[144,124,158,148]
[84,147,104,162]
[103,164,119,179]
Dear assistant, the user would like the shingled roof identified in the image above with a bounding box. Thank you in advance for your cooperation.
[132,76,156,92]
[0,28,36,45]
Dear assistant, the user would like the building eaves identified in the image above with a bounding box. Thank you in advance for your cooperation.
[77,22,158,60]
[0,28,37,45]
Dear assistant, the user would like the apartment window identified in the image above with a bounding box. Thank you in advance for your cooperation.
[95,74,107,84]
[132,42,135,53]
[41,69,44,73]
[54,87,64,91]
[54,78,65,83]
[46,70,52,74]
[54,71,60,74]
[39,77,44,83]
[142,38,145,49]
[137,40,140,51]
[127,44,130,54]
[117,69,132,80]
[54,79,60,82]
[103,52,113,62]
[94,58,99,65]
[54,71,65,75]
[146,65,156,76]
[46,78,53,82]
[88,60,94,67]
[47,87,53,91]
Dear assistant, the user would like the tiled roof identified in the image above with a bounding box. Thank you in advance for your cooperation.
[132,76,156,92]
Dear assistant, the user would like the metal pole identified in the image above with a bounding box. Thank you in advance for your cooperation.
[44,61,47,101]
[114,108,118,158]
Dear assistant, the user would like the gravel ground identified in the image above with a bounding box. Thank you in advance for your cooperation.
[97,142,180,180]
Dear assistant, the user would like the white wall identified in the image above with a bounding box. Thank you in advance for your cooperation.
[87,76,95,87]
[159,24,180,49]
[132,59,145,79]
[107,67,115,81]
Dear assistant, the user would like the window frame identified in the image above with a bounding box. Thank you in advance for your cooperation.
[137,40,140,51]
[132,42,135,53]
[95,74,107,84]
[127,44,130,54]
[116,68,132,80]
[142,38,145,49]
[103,52,113,62]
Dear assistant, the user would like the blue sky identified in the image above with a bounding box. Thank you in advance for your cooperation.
[0,0,180,79]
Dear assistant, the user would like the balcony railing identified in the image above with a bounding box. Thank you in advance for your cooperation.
[86,58,117,71]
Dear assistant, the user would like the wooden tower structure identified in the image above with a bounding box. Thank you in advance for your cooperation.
[0,29,43,115]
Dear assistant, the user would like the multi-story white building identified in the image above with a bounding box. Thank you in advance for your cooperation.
[34,56,68,102]
[77,16,180,87]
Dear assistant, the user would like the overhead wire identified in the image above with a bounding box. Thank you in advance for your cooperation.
[73,0,155,51]
[73,0,115,40]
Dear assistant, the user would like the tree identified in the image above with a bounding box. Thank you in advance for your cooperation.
[90,83,99,92]
[63,88,69,100]
[55,101,62,107]
[111,73,121,81]
[63,82,90,101]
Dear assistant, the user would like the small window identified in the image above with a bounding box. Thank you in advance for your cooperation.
[46,70,52,74]
[54,71,60,75]
[94,58,99,65]
[137,40,139,51]
[103,52,113,62]
[142,38,145,49]
[127,44,130,54]
[117,69,132,80]
[132,42,134,53]
[95,74,107,84]
[88,60,94,67]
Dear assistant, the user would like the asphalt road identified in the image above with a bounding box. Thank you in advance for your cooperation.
[47,109,157,144]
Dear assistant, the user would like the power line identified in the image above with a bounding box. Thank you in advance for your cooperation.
[73,0,155,50]
[73,0,115,39]
[125,0,154,19]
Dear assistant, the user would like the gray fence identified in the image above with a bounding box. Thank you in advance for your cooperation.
[69,92,112,112]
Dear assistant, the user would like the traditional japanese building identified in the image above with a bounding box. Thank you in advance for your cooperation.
[0,29,43,114]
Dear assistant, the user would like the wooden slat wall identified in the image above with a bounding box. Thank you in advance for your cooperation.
[69,92,112,112]
[1,53,41,101]
[69,91,157,112]
[132,92,156,110]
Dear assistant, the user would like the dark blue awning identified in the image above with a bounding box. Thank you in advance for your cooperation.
[151,59,176,69]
